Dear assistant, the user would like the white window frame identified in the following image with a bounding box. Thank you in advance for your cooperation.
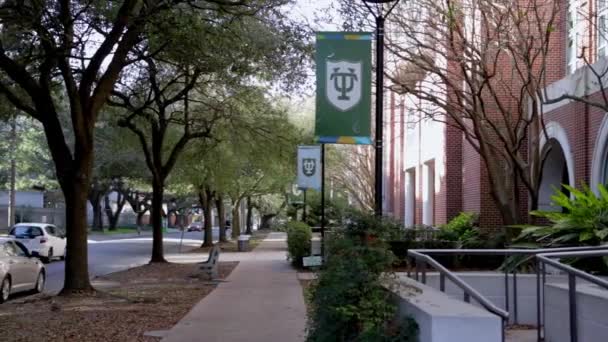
[567,0,588,73]
[598,0,608,58]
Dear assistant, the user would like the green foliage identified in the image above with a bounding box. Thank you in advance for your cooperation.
[303,191,352,227]
[307,214,418,342]
[343,211,405,242]
[517,184,608,246]
[438,212,482,248]
[286,221,312,267]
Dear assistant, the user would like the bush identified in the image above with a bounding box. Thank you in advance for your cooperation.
[306,214,418,342]
[517,184,608,247]
[286,221,312,267]
[437,212,481,248]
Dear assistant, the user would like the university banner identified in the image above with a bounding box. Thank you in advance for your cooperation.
[296,145,322,190]
[315,32,372,145]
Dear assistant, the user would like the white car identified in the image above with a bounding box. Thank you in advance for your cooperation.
[0,238,45,303]
[9,223,67,263]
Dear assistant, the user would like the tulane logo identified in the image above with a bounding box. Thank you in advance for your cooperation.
[302,158,316,177]
[326,60,362,112]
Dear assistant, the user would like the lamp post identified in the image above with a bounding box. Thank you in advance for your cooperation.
[362,0,400,217]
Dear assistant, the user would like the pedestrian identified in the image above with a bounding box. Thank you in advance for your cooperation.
[136,225,141,235]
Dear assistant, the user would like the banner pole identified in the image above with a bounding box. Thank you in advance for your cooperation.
[320,143,326,260]
[302,188,307,222]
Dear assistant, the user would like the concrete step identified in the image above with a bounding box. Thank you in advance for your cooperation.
[506,329,537,342]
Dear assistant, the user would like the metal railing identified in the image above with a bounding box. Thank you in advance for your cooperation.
[536,249,608,342]
[406,246,608,342]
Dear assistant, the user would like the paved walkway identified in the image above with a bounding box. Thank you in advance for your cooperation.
[162,232,307,342]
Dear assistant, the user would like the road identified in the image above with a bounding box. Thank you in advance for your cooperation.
[43,229,222,294]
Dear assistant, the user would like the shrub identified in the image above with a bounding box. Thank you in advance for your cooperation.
[511,184,608,273]
[517,184,608,246]
[286,221,312,267]
[306,215,418,342]
[437,212,481,248]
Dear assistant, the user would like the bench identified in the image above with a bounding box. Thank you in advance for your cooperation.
[199,245,220,279]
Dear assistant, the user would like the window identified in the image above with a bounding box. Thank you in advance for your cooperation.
[423,160,435,226]
[3,241,19,256]
[567,0,588,73]
[0,242,11,257]
[45,226,56,236]
[404,168,416,227]
[10,226,43,238]
[12,241,28,257]
[599,0,608,57]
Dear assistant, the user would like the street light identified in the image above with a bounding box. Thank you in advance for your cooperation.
[361,0,400,217]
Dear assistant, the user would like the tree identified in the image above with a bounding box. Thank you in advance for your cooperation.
[329,145,374,212]
[0,0,205,293]
[252,193,289,229]
[112,5,309,259]
[340,0,559,227]
[124,188,152,229]
[104,178,128,230]
[223,99,300,238]
[90,117,147,231]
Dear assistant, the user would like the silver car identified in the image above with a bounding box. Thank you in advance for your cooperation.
[0,238,45,303]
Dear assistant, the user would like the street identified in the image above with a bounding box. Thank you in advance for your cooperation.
[43,229,222,294]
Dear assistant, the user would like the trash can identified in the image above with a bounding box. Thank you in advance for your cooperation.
[238,235,250,252]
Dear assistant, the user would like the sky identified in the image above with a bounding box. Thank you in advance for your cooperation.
[288,0,341,31]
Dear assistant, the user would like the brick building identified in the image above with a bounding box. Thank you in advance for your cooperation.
[383,0,608,230]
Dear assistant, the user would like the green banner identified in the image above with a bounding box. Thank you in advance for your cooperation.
[315,32,372,145]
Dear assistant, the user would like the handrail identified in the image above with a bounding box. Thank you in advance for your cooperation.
[410,245,608,255]
[406,245,608,342]
[536,248,608,342]
[407,250,509,319]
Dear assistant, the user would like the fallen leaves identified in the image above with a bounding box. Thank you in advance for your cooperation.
[0,261,239,342]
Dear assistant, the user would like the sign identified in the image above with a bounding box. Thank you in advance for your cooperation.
[297,145,322,190]
[315,32,372,145]
[303,256,323,267]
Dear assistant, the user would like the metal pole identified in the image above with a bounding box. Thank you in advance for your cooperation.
[568,274,578,342]
[513,270,519,325]
[421,261,427,284]
[505,269,510,324]
[320,144,326,260]
[302,189,307,222]
[374,14,385,217]
[537,260,542,342]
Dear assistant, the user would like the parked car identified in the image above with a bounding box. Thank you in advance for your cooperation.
[0,238,45,303]
[187,221,203,232]
[9,223,67,263]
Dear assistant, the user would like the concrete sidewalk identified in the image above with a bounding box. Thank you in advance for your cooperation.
[162,232,307,342]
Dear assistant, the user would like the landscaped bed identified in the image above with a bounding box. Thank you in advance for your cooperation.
[0,261,238,341]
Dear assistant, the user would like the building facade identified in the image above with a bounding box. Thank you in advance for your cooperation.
[384,0,608,230]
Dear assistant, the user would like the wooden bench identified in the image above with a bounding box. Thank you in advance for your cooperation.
[199,245,220,279]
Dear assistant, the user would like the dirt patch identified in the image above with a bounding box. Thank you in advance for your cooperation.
[0,261,238,342]
[187,229,270,254]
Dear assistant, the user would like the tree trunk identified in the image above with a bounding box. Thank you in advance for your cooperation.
[90,196,104,231]
[199,188,214,247]
[260,214,276,230]
[8,115,16,227]
[484,155,521,241]
[245,196,253,235]
[216,195,227,243]
[105,191,127,230]
[150,177,166,263]
[231,200,241,239]
[136,210,146,227]
[61,176,94,294]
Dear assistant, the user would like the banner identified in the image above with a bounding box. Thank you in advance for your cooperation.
[297,145,322,190]
[315,32,372,145]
